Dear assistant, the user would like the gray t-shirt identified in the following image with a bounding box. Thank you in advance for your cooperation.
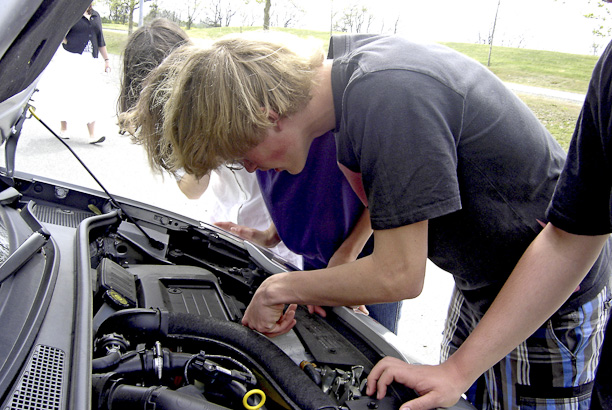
[329,34,573,311]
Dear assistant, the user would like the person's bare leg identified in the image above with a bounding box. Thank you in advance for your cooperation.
[87,121,95,139]
[87,121,105,144]
[60,121,68,138]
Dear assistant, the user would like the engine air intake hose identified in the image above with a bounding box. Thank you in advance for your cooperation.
[96,309,338,410]
[94,380,230,410]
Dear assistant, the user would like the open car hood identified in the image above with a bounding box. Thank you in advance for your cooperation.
[0,0,90,168]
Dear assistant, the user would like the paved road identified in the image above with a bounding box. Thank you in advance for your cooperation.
[506,82,585,103]
[5,53,583,365]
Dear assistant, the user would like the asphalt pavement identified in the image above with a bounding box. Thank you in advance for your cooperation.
[506,82,586,103]
[6,53,585,365]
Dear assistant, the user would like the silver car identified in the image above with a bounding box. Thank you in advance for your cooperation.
[0,1,474,409]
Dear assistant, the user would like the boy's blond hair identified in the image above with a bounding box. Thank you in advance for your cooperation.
[126,32,326,179]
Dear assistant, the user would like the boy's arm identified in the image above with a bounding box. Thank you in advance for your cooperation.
[367,223,609,410]
[328,208,372,267]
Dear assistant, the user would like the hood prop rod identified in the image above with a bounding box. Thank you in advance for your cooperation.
[27,107,164,250]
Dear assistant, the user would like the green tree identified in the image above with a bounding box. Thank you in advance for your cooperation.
[106,0,130,23]
[146,0,159,20]
[585,0,612,54]
[334,3,372,33]
[184,0,201,29]
[105,0,151,33]
[204,0,239,27]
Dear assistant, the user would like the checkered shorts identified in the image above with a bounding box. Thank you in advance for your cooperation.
[441,284,611,410]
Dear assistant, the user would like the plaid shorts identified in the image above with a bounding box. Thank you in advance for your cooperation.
[441,284,611,410]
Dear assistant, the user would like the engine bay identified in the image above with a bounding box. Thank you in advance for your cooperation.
[84,207,411,410]
[0,156,486,410]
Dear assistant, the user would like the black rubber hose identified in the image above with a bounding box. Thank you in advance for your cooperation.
[91,351,121,372]
[92,348,192,376]
[96,308,169,340]
[96,309,338,410]
[167,312,337,410]
[107,384,230,410]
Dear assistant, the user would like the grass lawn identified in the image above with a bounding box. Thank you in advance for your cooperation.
[104,25,597,150]
[441,42,598,95]
[516,94,583,150]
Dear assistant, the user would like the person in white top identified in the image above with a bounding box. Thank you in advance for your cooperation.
[177,166,303,268]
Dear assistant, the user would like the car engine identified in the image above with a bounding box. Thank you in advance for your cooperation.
[76,199,414,410]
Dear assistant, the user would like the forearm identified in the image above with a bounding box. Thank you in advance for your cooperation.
[259,221,428,307]
[329,208,372,265]
[447,224,609,386]
[243,221,428,335]
[99,46,110,71]
[99,45,109,61]
[262,258,401,308]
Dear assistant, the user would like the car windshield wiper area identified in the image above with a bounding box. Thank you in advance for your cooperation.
[0,228,49,284]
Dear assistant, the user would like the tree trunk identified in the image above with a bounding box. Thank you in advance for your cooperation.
[128,6,135,35]
[263,0,271,30]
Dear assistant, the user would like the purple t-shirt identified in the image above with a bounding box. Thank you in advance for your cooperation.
[256,131,372,270]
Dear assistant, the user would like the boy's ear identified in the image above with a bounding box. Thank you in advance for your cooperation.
[267,110,282,130]
[267,109,280,124]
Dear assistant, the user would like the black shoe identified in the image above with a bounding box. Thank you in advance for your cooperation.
[89,136,105,145]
